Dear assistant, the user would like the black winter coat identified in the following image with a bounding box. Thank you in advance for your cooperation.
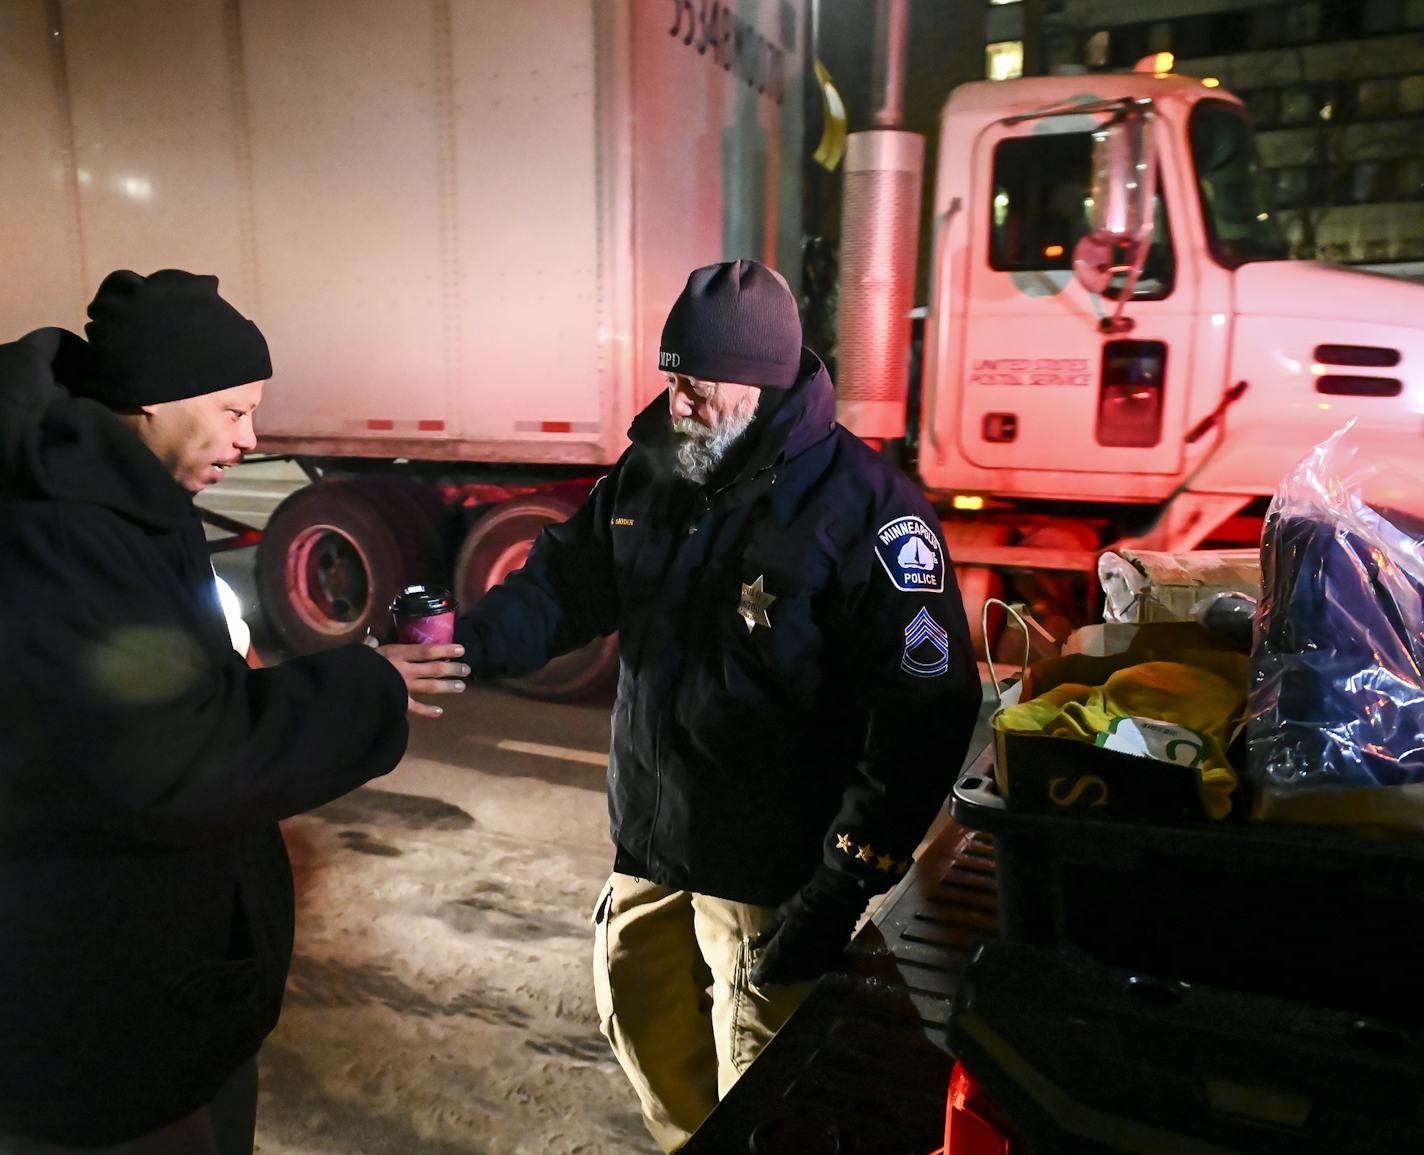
[457,353,981,905]
[0,328,409,1144]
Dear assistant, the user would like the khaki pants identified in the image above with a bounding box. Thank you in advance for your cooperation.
[591,873,812,1153]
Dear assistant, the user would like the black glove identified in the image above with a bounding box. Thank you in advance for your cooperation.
[749,868,871,988]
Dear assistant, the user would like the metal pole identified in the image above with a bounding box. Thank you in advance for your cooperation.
[871,0,910,128]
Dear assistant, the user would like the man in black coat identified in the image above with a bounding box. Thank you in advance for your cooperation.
[0,270,467,1154]
[455,260,981,1150]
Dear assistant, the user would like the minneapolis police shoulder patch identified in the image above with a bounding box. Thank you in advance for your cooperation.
[874,515,945,594]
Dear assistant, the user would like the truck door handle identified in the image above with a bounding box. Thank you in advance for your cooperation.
[922,197,962,456]
[1185,380,1248,444]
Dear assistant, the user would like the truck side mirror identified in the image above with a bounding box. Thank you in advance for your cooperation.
[1074,109,1158,321]
[1087,113,1156,245]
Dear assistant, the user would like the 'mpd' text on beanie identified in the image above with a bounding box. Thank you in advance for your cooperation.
[659,260,802,389]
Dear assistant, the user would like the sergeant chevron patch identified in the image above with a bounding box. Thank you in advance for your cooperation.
[901,606,949,677]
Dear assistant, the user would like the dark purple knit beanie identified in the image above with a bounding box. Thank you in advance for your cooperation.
[658,260,802,389]
[78,269,272,408]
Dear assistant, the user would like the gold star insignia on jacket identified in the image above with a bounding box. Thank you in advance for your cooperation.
[835,834,905,874]
[738,574,776,633]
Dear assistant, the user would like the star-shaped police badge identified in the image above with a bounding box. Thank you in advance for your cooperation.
[738,575,776,633]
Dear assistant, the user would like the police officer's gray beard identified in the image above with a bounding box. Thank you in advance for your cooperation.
[671,396,760,485]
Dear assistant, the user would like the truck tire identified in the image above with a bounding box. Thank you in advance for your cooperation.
[454,493,619,702]
[257,478,447,653]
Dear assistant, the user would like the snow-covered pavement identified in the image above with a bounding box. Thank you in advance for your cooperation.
[252,685,658,1155]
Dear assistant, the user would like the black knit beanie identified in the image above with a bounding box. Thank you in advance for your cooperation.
[659,260,802,389]
[78,269,272,407]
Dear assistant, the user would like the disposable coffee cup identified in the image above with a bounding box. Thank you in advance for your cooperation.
[390,584,457,646]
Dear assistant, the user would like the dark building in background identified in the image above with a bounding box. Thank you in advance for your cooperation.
[982,0,1424,276]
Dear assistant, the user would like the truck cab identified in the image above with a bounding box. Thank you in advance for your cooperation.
[915,69,1424,562]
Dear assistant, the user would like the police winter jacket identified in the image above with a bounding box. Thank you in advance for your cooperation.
[458,352,981,905]
[0,328,409,1144]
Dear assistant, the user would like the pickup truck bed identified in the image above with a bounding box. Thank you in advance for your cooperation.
[684,740,1424,1154]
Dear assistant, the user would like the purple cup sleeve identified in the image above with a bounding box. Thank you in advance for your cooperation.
[394,611,456,646]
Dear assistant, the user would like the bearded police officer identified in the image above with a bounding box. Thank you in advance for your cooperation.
[454,259,980,1151]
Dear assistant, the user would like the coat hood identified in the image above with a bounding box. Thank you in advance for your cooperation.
[627,348,838,484]
[0,327,192,529]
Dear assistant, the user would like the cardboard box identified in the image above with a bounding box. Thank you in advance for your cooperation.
[1099,548,1260,624]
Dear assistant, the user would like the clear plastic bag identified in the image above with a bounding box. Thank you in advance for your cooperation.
[1248,423,1424,793]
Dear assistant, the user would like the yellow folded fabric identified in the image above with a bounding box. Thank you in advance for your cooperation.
[995,654,1248,818]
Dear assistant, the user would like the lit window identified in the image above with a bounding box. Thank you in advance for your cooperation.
[985,40,1023,81]
[1084,30,1109,68]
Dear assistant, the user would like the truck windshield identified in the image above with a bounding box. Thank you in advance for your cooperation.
[1189,101,1288,269]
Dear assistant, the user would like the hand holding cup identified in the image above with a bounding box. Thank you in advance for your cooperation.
[391,585,457,645]
[380,585,466,717]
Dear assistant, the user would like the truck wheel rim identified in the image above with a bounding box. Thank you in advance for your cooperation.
[286,524,372,634]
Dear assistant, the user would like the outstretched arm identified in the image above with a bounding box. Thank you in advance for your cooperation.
[11,509,415,845]
[455,473,622,678]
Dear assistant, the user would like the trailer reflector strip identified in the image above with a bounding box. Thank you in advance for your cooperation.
[361,419,446,432]
[513,421,601,435]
